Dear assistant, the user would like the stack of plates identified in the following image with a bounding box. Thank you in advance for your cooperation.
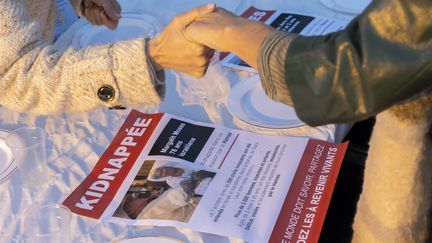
[72,13,163,49]
[227,75,305,129]
[320,0,372,14]
[0,130,17,184]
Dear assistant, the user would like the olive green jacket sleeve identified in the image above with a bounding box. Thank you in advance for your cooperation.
[258,0,432,126]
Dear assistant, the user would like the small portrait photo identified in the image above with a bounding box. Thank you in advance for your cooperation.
[113,160,216,223]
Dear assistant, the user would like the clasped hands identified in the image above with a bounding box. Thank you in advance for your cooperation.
[81,1,274,78]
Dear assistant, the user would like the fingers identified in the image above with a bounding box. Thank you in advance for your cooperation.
[214,7,235,16]
[99,0,121,21]
[93,8,104,25]
[148,4,217,78]
[184,21,208,45]
[100,11,118,30]
[182,52,213,78]
[109,0,122,15]
[185,66,209,78]
[83,0,92,8]
[174,3,215,27]
[83,0,121,29]
[85,7,104,25]
[168,59,210,78]
[164,51,212,78]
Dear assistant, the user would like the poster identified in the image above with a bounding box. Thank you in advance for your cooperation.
[63,110,348,243]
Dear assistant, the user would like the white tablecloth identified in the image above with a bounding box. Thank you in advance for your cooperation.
[0,0,356,242]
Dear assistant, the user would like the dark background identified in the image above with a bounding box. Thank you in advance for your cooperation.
[149,119,214,162]
[319,118,375,242]
[270,13,315,33]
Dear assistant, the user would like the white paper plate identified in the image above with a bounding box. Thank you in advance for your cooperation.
[0,129,17,184]
[320,0,371,14]
[227,75,305,129]
[117,236,183,243]
[72,13,163,49]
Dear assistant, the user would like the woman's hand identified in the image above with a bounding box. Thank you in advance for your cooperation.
[147,3,216,78]
[185,8,275,68]
[81,0,122,30]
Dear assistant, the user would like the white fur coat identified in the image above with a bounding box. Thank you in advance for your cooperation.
[353,89,432,242]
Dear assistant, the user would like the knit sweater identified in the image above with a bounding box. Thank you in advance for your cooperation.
[0,0,164,114]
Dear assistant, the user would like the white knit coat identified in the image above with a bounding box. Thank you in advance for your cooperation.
[0,0,164,114]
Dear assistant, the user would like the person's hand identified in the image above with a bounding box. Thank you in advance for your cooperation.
[185,8,275,68]
[147,3,216,78]
[81,0,122,30]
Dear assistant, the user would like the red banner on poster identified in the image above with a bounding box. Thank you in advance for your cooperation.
[63,111,164,219]
[269,140,348,243]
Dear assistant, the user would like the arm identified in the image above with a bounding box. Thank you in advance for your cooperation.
[0,0,161,114]
[187,2,432,125]
[259,0,432,125]
[0,1,214,114]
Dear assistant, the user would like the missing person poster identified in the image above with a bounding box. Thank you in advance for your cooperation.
[220,6,348,72]
[63,110,348,243]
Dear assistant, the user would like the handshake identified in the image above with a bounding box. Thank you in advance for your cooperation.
[80,1,275,78]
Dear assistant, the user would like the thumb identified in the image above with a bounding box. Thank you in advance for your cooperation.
[175,3,215,27]
[185,22,209,46]
[90,0,121,19]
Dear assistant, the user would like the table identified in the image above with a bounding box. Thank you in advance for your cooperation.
[0,0,356,242]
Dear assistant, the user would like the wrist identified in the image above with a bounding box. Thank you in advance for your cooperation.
[147,38,163,71]
[228,20,275,68]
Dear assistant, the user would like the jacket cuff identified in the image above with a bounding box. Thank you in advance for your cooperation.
[258,31,296,106]
[110,38,166,106]
[67,38,165,111]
